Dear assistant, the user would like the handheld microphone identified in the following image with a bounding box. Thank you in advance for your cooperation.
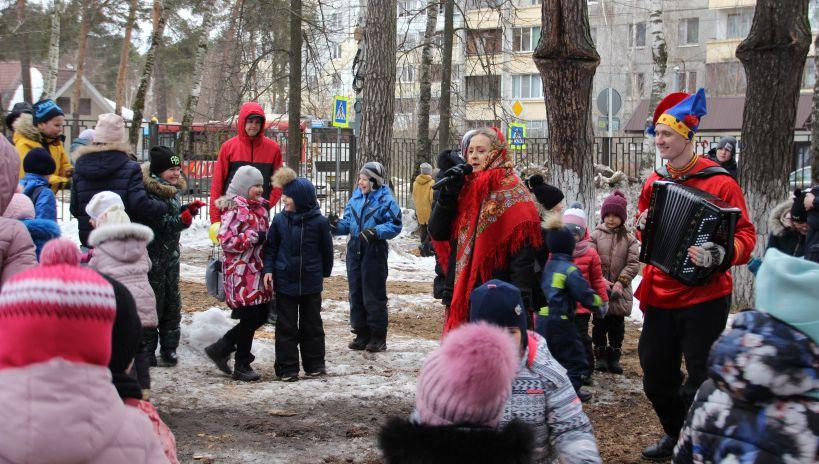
[432,164,473,190]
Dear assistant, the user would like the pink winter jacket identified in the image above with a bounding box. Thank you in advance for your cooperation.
[216,195,272,309]
[0,135,36,289]
[125,398,180,464]
[88,223,158,327]
[0,358,169,464]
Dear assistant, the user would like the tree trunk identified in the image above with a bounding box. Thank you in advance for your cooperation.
[533,0,600,209]
[153,43,168,121]
[16,0,32,104]
[735,0,810,308]
[416,0,439,166]
[812,34,819,186]
[644,0,667,168]
[73,0,92,121]
[437,0,454,153]
[179,6,215,159]
[129,0,166,146]
[42,0,62,100]
[115,0,139,115]
[212,0,243,120]
[358,0,397,171]
[287,0,302,169]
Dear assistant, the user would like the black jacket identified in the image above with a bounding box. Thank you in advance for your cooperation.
[379,418,534,464]
[69,143,168,247]
[706,148,738,180]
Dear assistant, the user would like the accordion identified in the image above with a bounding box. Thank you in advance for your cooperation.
[639,181,741,286]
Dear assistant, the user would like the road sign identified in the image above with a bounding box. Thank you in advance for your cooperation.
[508,122,527,150]
[596,88,622,116]
[512,100,523,117]
[332,96,350,128]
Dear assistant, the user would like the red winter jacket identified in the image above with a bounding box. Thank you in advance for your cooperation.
[572,236,609,315]
[209,102,283,222]
[635,156,756,309]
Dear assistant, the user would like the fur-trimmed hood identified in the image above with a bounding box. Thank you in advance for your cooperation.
[214,195,238,211]
[768,199,794,237]
[141,162,186,198]
[87,222,154,263]
[11,113,44,144]
[71,141,135,163]
[378,417,534,464]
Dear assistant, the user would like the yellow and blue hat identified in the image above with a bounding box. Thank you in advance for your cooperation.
[647,88,707,140]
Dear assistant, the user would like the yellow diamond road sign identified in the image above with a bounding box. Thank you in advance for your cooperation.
[512,100,523,117]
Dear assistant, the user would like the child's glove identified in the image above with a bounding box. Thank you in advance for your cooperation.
[595,301,609,319]
[185,200,206,217]
[257,230,267,244]
[328,213,340,229]
[359,228,378,243]
[688,242,726,269]
[180,209,193,226]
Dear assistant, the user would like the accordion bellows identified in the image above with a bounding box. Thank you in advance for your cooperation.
[640,181,741,286]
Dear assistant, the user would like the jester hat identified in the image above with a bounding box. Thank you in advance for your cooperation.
[647,88,707,140]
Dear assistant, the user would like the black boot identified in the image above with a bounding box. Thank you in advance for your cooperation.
[608,347,623,375]
[641,435,676,461]
[594,346,609,372]
[159,349,178,367]
[366,329,387,353]
[144,329,159,367]
[576,387,592,403]
[205,338,235,375]
[148,353,158,367]
[233,362,261,382]
[348,328,370,350]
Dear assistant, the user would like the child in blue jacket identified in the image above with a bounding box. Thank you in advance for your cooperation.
[537,214,606,402]
[330,161,402,353]
[264,168,334,381]
[19,147,58,221]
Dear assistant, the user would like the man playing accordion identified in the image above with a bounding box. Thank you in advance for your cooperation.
[634,88,756,461]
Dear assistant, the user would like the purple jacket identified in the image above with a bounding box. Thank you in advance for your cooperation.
[0,359,169,463]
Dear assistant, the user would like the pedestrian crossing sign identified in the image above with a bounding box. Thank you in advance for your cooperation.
[332,96,350,128]
[508,123,527,150]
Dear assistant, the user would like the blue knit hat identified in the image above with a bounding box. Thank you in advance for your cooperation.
[647,88,707,140]
[756,248,819,346]
[32,99,64,126]
[469,279,528,336]
[23,147,56,176]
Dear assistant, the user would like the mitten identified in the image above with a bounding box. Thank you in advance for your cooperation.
[187,199,206,216]
[359,228,378,243]
[180,209,193,226]
[689,242,726,269]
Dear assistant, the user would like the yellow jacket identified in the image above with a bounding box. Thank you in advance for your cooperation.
[412,174,434,225]
[12,113,72,189]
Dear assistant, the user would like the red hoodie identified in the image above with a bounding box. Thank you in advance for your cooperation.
[209,102,283,222]
[635,156,756,309]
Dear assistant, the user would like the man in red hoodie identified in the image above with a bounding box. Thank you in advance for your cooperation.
[209,102,283,222]
[635,89,756,461]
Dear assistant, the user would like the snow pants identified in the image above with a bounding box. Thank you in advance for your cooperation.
[536,314,590,391]
[275,293,325,377]
[346,238,389,333]
[224,304,269,364]
[573,313,594,376]
[638,296,730,438]
[146,261,182,354]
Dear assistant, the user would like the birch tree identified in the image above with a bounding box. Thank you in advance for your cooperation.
[129,0,166,146]
[114,0,139,115]
[416,0,439,166]
[41,0,62,100]
[179,5,216,158]
[735,0,810,307]
[437,0,454,153]
[644,0,667,168]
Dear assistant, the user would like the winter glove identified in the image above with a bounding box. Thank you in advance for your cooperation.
[180,209,193,226]
[185,199,206,217]
[636,209,648,231]
[257,230,267,245]
[688,242,726,269]
[359,228,378,243]
[440,164,468,195]
[595,301,609,319]
[328,213,340,229]
[747,257,762,275]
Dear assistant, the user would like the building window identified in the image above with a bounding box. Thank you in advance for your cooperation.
[465,75,501,101]
[811,0,819,31]
[804,59,816,89]
[398,0,418,17]
[512,26,541,52]
[511,74,543,99]
[466,0,503,9]
[727,12,752,39]
[398,65,415,83]
[56,97,70,112]
[329,12,341,29]
[466,28,502,55]
[59,97,91,115]
[675,71,697,93]
[466,119,501,129]
[517,0,542,6]
[678,18,699,45]
[633,72,645,97]
[330,43,342,59]
[528,120,547,137]
[629,22,646,48]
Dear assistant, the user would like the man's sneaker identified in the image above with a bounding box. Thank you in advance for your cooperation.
[641,435,676,461]
[277,375,299,382]
[304,370,326,378]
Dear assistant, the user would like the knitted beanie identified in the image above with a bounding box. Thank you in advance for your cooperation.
[717,136,737,157]
[563,203,587,238]
[756,248,819,346]
[0,238,117,369]
[105,276,142,374]
[32,99,64,126]
[149,145,182,176]
[469,279,529,350]
[543,213,576,255]
[23,147,57,176]
[526,174,564,211]
[361,161,386,189]
[600,189,629,223]
[272,167,317,212]
[93,113,126,144]
[791,188,808,223]
[86,191,125,221]
[414,322,518,427]
[226,165,264,199]
[419,163,433,175]
[2,193,35,220]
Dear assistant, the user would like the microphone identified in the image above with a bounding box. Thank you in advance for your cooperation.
[432,164,473,190]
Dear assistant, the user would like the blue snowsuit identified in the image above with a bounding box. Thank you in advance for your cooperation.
[537,252,602,391]
[19,173,57,221]
[333,186,402,333]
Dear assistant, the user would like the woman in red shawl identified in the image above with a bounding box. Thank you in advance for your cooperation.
[429,127,542,335]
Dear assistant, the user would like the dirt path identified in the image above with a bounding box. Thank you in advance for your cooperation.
[163,279,661,463]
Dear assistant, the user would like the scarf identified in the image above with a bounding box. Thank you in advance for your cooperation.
[433,147,542,335]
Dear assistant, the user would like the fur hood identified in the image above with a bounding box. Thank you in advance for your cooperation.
[214,195,237,211]
[11,113,43,143]
[88,222,154,248]
[71,141,136,163]
[378,417,534,464]
[768,200,793,237]
[141,162,186,198]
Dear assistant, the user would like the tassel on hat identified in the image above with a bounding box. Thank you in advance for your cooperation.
[647,88,707,140]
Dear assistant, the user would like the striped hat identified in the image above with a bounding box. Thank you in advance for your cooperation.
[0,238,117,369]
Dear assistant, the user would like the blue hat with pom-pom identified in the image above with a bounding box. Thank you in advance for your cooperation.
[647,88,707,140]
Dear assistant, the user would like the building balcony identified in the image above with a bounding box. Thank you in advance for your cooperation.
[709,0,756,9]
[706,38,742,63]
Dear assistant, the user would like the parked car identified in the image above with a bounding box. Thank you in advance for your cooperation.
[789,166,812,190]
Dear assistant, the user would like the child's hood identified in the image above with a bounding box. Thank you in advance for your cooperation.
[71,142,135,180]
[87,223,154,263]
[141,162,186,199]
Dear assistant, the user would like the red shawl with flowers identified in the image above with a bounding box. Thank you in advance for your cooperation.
[432,146,542,335]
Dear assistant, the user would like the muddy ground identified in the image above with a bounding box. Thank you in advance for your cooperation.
[164,278,662,463]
